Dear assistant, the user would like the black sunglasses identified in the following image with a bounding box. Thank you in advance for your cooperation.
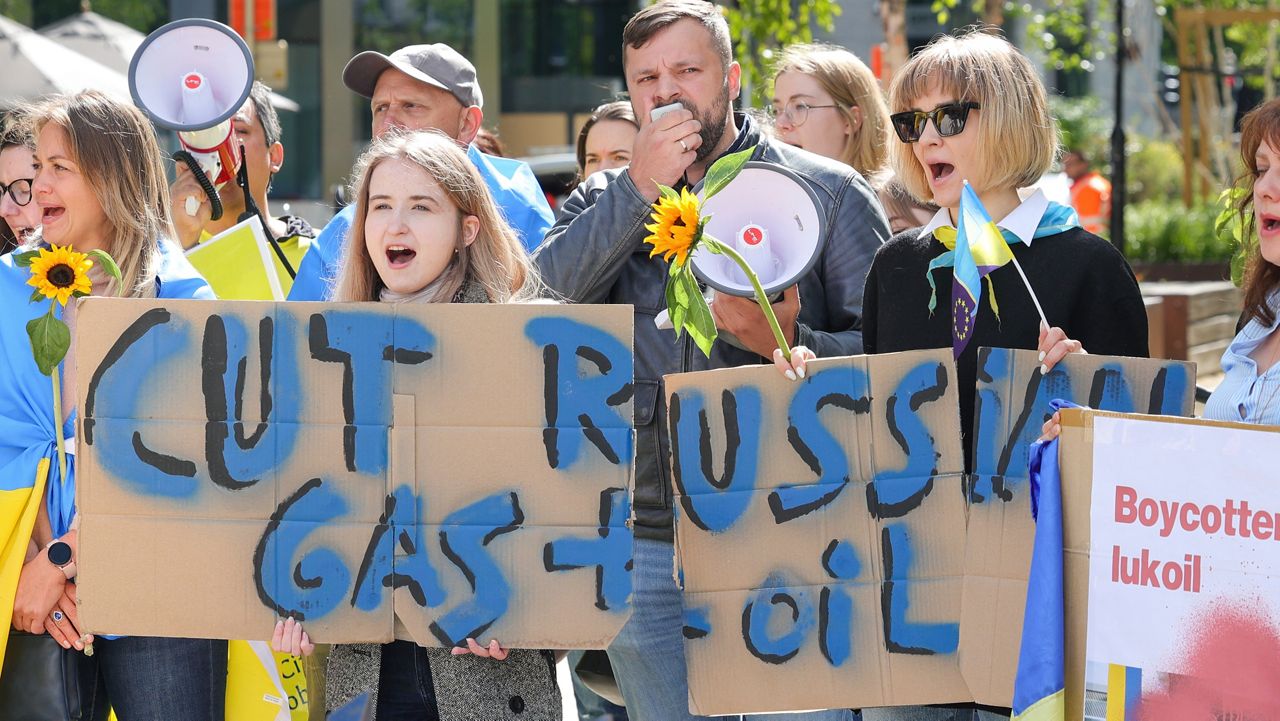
[889,102,981,143]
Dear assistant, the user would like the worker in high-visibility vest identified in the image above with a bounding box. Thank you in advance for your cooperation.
[1063,149,1112,236]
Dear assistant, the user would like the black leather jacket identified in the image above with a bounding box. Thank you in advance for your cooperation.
[534,114,890,541]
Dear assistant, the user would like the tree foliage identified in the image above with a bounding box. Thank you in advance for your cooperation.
[722,0,842,107]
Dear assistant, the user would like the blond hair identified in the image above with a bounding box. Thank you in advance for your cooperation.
[887,30,1056,204]
[773,43,890,178]
[27,90,173,298]
[334,130,542,304]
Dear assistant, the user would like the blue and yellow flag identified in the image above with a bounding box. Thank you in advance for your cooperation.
[1011,399,1072,721]
[950,182,1016,358]
[0,242,211,679]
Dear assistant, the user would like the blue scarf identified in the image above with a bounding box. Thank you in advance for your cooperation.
[925,200,1081,314]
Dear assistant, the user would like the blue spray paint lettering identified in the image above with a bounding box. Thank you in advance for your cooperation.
[308,311,433,475]
[866,362,949,520]
[543,487,632,611]
[741,573,815,664]
[253,478,352,620]
[429,491,524,645]
[771,367,871,524]
[524,317,634,470]
[819,539,860,666]
[201,313,301,490]
[880,523,958,655]
[668,387,762,533]
[81,308,201,498]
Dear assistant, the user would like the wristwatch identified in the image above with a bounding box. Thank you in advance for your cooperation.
[46,540,76,580]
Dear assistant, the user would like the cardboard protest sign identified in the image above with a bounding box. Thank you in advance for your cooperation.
[73,298,635,649]
[667,348,1194,714]
[1060,410,1280,720]
[960,348,1194,703]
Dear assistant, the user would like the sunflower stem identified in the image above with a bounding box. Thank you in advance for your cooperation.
[48,306,67,485]
[706,236,793,362]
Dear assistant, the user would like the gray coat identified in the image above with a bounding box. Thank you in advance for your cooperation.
[326,644,560,721]
[324,278,562,720]
[533,113,891,542]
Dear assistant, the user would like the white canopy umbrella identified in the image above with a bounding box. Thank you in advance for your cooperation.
[37,10,300,112]
[0,13,130,107]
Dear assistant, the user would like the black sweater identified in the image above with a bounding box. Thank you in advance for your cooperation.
[863,225,1149,468]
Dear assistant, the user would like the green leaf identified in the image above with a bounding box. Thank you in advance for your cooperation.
[702,146,755,200]
[87,249,123,292]
[702,232,726,256]
[682,272,717,358]
[657,184,679,203]
[13,250,38,268]
[26,313,70,376]
[28,287,45,304]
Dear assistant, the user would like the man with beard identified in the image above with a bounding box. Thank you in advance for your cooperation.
[534,1,888,718]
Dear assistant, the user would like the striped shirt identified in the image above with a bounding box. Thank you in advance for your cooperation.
[1204,297,1280,425]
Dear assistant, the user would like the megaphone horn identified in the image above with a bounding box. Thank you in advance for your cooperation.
[691,163,827,298]
[128,19,254,221]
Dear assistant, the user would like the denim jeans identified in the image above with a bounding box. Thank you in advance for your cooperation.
[375,640,440,721]
[606,537,854,721]
[860,706,1009,721]
[88,636,227,721]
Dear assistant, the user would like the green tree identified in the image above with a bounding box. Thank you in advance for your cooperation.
[721,0,842,108]
[33,0,167,33]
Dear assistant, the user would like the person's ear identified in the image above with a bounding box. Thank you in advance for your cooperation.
[268,141,284,174]
[727,61,742,102]
[461,214,480,247]
[458,106,484,146]
[846,105,862,138]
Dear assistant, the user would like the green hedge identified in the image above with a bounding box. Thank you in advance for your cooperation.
[1123,200,1233,264]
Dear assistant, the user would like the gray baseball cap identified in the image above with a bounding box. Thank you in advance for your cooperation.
[342,44,483,109]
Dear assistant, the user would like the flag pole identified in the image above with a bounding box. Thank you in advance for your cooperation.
[1008,255,1049,329]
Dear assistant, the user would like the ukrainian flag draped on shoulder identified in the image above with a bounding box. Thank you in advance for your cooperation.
[1010,399,1077,721]
[0,241,211,674]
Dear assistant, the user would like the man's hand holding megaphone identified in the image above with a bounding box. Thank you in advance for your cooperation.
[170,161,213,248]
[711,285,801,358]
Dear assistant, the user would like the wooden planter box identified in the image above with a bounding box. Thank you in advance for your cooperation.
[1131,261,1231,283]
[1140,281,1242,376]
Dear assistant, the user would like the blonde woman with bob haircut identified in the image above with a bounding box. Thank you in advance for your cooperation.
[770,44,936,233]
[824,31,1149,718]
[1,90,218,720]
[273,130,561,721]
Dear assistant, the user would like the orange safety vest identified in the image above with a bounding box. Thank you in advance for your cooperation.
[1070,172,1112,235]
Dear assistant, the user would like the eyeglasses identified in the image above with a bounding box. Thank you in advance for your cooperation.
[768,100,843,128]
[0,178,32,206]
[889,102,981,143]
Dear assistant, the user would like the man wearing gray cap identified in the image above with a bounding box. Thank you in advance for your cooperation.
[288,43,554,301]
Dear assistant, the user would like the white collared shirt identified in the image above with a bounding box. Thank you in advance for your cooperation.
[917,189,1050,247]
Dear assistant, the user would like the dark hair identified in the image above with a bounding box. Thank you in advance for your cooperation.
[622,0,731,71]
[575,101,638,179]
[247,81,282,148]
[1236,99,1280,327]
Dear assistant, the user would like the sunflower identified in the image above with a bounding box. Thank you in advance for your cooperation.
[643,186,702,268]
[27,244,94,306]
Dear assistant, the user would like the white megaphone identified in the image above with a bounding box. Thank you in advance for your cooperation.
[690,162,826,299]
[128,19,254,221]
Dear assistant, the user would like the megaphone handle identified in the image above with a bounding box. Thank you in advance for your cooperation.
[172,150,224,222]
[235,144,297,279]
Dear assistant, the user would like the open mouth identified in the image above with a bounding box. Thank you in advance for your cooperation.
[42,206,65,224]
[929,163,955,183]
[1262,215,1280,233]
[386,245,416,268]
